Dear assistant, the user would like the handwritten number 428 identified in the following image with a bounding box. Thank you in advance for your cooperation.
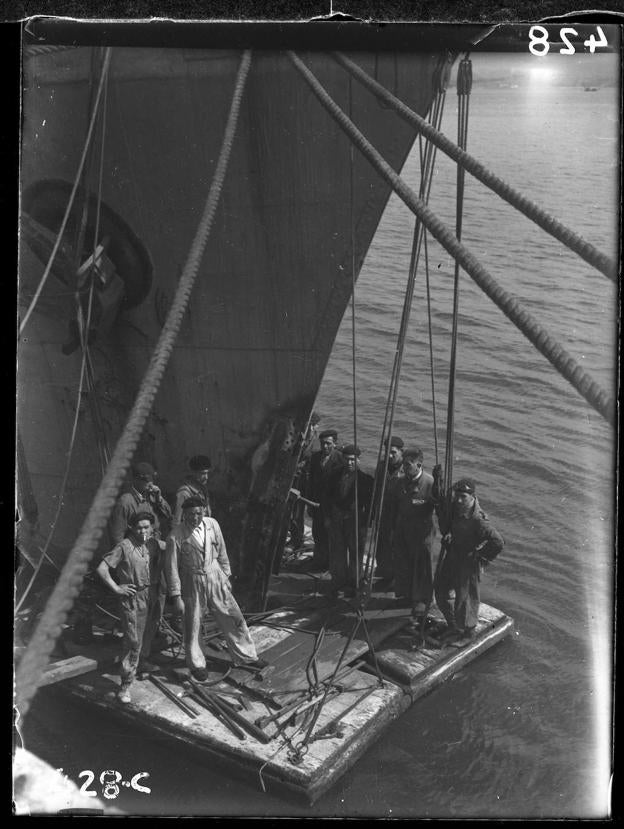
[529,26,608,56]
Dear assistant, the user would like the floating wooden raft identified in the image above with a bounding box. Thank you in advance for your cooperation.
[45,595,513,803]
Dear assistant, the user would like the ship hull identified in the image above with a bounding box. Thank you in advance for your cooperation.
[19,47,448,607]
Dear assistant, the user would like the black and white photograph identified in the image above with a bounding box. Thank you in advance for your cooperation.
[14,16,618,818]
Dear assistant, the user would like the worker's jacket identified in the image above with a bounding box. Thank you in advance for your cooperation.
[391,471,436,541]
[375,461,405,505]
[109,487,173,544]
[447,496,504,563]
[101,536,165,589]
[165,517,231,597]
[174,478,212,524]
[307,449,345,510]
[327,467,374,525]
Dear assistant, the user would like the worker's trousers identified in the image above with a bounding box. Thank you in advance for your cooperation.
[119,583,162,684]
[434,550,481,632]
[181,562,257,669]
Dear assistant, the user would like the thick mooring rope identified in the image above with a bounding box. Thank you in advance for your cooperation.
[332,52,618,284]
[288,52,615,428]
[14,51,253,720]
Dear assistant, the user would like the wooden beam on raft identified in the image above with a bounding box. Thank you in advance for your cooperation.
[39,654,117,687]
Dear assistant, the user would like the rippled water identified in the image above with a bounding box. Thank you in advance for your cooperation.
[20,60,618,818]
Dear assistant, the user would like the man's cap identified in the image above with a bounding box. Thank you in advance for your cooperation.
[384,436,404,449]
[132,461,155,480]
[453,478,476,494]
[319,429,338,440]
[129,510,155,527]
[341,444,361,457]
[182,496,205,511]
[402,448,423,462]
[189,454,212,471]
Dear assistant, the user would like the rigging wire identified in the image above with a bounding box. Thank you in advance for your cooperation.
[15,50,253,721]
[444,54,472,496]
[332,51,617,284]
[19,48,112,335]
[419,55,473,645]
[82,53,113,477]
[15,52,112,615]
[348,73,360,590]
[422,228,438,465]
[362,71,448,584]
[287,52,615,427]
[15,283,96,615]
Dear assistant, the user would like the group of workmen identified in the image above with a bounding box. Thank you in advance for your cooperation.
[96,428,504,704]
[96,455,266,704]
[293,427,504,648]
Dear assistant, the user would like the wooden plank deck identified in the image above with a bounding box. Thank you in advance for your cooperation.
[40,563,514,803]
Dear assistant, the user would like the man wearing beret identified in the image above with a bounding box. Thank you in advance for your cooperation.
[374,436,405,582]
[434,477,504,647]
[307,428,345,571]
[97,511,166,703]
[109,461,173,545]
[327,444,374,596]
[164,496,265,681]
[174,454,213,525]
[391,448,437,616]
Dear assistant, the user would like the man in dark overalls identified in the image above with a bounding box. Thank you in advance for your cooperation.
[97,511,165,703]
[306,428,344,571]
[374,435,405,582]
[109,461,173,544]
[391,448,436,617]
[174,454,213,525]
[327,445,374,597]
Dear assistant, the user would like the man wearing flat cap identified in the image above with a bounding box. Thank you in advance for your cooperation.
[174,454,213,525]
[374,436,405,581]
[306,428,344,570]
[109,461,173,545]
[434,476,504,647]
[391,448,437,616]
[164,496,265,680]
[327,444,374,596]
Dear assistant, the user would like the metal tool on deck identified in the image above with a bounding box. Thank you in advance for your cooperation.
[224,674,281,710]
[183,688,247,741]
[179,684,244,712]
[206,654,272,680]
[309,684,378,742]
[274,686,340,731]
[188,678,272,744]
[254,659,366,729]
[148,675,199,719]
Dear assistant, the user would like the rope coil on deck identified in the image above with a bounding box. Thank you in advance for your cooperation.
[288,52,615,428]
[332,52,618,284]
[14,50,253,720]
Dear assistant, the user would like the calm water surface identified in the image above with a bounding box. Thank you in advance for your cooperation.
[21,58,618,818]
